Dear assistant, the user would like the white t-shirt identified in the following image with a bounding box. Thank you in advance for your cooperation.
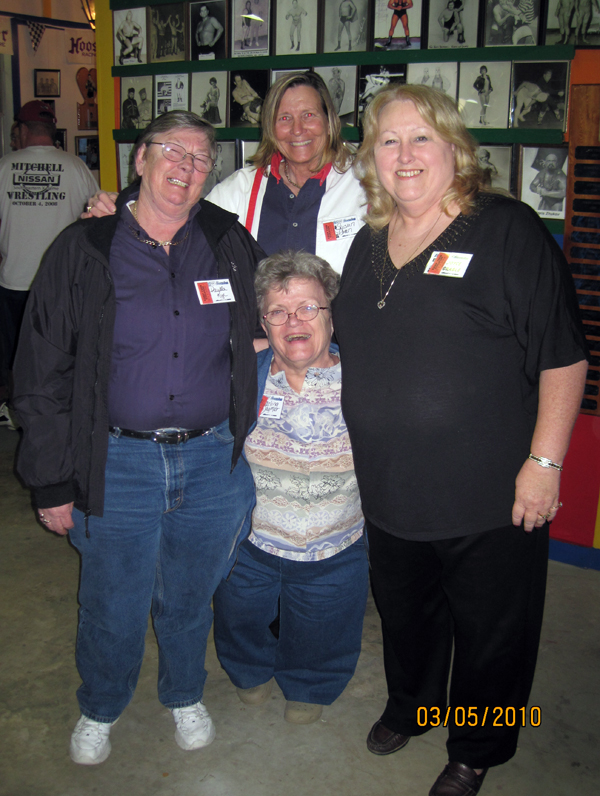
[0,146,99,290]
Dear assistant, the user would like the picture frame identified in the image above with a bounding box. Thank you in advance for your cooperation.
[510,60,569,130]
[155,74,190,117]
[321,0,370,53]
[75,136,100,171]
[34,69,61,98]
[190,0,228,60]
[149,3,187,63]
[544,0,600,46]
[229,68,270,127]
[356,64,405,122]
[426,0,478,49]
[519,145,568,219]
[239,139,260,167]
[270,68,310,85]
[274,0,318,55]
[373,0,422,51]
[458,61,512,129]
[476,144,513,193]
[202,141,237,195]
[117,142,137,191]
[231,0,271,57]
[314,65,359,127]
[54,128,67,151]
[113,8,147,66]
[406,61,458,101]
[482,0,540,46]
[120,75,153,130]
[190,71,228,127]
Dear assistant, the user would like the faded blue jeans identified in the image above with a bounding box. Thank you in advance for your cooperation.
[69,420,255,723]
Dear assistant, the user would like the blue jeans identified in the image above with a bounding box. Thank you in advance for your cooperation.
[213,536,369,705]
[68,420,255,723]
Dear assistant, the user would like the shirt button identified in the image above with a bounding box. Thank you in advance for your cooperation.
[169,395,174,400]
[292,222,298,228]
[173,352,179,358]
[171,272,175,278]
[174,310,180,316]
[289,193,294,199]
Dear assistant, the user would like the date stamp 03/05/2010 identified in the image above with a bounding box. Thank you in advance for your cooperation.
[417,706,542,728]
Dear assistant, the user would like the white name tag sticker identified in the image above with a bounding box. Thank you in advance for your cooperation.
[195,279,235,304]
[424,251,473,278]
[323,216,359,242]
[259,394,284,419]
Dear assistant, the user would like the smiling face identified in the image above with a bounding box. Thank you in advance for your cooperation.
[373,100,456,216]
[135,127,212,220]
[262,278,333,377]
[274,85,329,172]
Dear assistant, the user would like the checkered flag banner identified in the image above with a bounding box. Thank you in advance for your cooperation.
[27,21,46,52]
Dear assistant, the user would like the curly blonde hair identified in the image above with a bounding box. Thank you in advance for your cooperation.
[356,84,488,231]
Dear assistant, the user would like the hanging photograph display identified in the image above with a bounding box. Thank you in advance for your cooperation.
[120,75,153,130]
[458,61,512,128]
[519,145,568,219]
[113,8,147,65]
[154,74,190,117]
[231,0,271,56]
[426,0,478,49]
[510,60,569,129]
[314,65,358,127]
[274,0,319,55]
[322,0,369,53]
[190,1,228,60]
[149,4,187,62]
[476,145,513,192]
[373,0,422,50]
[190,71,228,127]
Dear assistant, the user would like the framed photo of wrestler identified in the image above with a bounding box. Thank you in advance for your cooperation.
[321,0,370,53]
[314,65,358,126]
[510,60,569,130]
[117,142,137,191]
[373,0,423,51]
[356,64,405,123]
[482,0,540,46]
[189,1,228,60]
[406,61,457,101]
[148,3,187,63]
[113,8,147,66]
[120,75,153,130]
[154,74,189,117]
[458,61,511,129]
[544,0,600,46]
[239,139,260,167]
[229,69,270,127]
[201,141,237,196]
[519,145,568,219]
[426,0,478,49]
[274,0,318,55]
[190,71,228,127]
[476,145,513,193]
[231,0,271,57]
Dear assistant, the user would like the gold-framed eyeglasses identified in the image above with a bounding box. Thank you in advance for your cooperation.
[263,305,330,326]
[147,141,214,173]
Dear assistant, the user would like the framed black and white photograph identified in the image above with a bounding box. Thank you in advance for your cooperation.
[117,142,137,191]
[458,61,511,128]
[357,64,405,121]
[322,0,369,53]
[477,145,513,192]
[113,8,147,65]
[190,71,228,127]
[202,141,237,195]
[314,65,358,126]
[406,62,458,100]
[510,61,569,129]
[239,139,260,167]
[229,69,270,127]
[190,1,228,60]
[544,0,600,46]
[519,145,568,219]
[482,0,540,46]
[426,0,477,49]
[120,75,153,130]
[34,69,61,98]
[373,0,422,50]
[54,129,67,151]
[275,0,318,54]
[75,136,100,171]
[231,0,270,57]
[154,74,189,117]
[149,3,187,62]
[271,68,309,85]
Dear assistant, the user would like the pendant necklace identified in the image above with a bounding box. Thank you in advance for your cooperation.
[283,160,302,190]
[128,201,190,248]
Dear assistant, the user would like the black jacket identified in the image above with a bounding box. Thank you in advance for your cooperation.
[13,192,263,516]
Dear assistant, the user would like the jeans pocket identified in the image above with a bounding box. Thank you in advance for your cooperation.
[212,417,234,444]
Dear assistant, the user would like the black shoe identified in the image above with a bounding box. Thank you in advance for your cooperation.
[366,720,410,756]
[429,763,488,796]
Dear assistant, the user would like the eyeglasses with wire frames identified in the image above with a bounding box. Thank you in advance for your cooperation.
[262,304,330,326]
[146,141,214,173]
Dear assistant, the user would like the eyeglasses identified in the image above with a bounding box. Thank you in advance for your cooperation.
[147,141,214,173]
[262,305,330,326]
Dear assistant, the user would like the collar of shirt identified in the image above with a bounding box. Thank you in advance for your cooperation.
[270,152,332,186]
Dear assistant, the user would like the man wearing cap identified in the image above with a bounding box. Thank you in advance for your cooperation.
[0,101,98,400]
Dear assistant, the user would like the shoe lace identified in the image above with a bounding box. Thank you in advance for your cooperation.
[173,703,210,732]
[73,719,111,749]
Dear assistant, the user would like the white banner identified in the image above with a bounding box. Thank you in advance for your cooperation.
[65,29,96,64]
[0,17,13,56]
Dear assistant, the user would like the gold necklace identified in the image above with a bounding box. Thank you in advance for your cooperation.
[128,201,190,248]
[377,210,442,309]
[283,160,302,190]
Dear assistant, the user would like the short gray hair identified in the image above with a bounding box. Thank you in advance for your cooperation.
[255,251,340,316]
[133,110,216,165]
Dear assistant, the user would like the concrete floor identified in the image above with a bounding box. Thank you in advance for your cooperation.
[1,426,599,796]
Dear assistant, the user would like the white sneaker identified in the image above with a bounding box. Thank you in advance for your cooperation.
[69,714,117,765]
[171,701,215,750]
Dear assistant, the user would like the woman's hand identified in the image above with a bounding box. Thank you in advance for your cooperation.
[37,503,75,536]
[81,191,118,219]
[512,458,561,532]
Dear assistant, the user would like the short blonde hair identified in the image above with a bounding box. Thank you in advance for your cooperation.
[252,72,354,174]
[356,84,487,230]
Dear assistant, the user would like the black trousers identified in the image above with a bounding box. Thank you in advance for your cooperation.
[366,520,549,768]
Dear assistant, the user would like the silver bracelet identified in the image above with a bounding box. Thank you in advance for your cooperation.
[528,454,563,472]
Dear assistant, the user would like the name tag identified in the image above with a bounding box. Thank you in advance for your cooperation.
[195,279,236,304]
[259,394,284,419]
[424,251,473,278]
[322,216,359,242]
